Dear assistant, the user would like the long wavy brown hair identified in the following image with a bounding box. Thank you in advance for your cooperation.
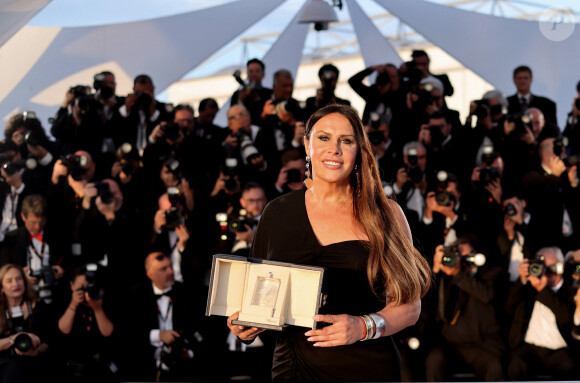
[305,104,432,305]
[0,264,37,334]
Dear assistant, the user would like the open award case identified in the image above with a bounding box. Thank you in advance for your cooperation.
[205,254,326,331]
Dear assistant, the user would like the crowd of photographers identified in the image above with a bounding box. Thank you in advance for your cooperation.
[0,50,579,382]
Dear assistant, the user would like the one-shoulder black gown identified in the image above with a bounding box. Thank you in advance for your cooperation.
[250,190,401,382]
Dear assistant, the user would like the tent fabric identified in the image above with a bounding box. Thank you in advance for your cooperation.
[0,0,51,49]
[346,0,402,69]
[374,0,580,128]
[214,0,310,126]
[0,0,284,124]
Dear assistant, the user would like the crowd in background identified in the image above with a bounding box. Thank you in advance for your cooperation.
[0,49,579,382]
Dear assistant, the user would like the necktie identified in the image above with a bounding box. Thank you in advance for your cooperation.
[519,97,527,110]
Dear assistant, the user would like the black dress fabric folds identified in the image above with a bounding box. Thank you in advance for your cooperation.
[251,189,400,382]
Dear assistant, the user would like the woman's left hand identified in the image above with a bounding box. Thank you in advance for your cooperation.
[304,314,364,347]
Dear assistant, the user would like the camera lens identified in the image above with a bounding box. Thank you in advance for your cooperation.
[14,333,33,352]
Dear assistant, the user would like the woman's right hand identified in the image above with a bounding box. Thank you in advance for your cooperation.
[227,310,265,342]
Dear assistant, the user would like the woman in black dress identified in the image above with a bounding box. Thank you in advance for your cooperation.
[228,104,431,381]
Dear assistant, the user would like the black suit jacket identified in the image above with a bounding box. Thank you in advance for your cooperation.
[121,281,211,381]
[505,278,576,350]
[507,93,558,127]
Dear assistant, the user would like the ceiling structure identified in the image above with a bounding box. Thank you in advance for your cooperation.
[0,0,578,129]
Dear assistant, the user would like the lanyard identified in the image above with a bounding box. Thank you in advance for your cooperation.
[157,297,173,324]
[27,239,46,268]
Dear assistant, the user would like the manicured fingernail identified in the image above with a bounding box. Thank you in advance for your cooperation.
[304,331,311,336]
[307,337,313,342]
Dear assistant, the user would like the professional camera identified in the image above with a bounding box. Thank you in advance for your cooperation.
[412,82,436,109]
[367,113,386,146]
[228,208,256,234]
[116,143,140,176]
[506,111,532,138]
[164,186,182,230]
[400,61,423,87]
[135,91,153,111]
[2,158,37,176]
[81,263,103,300]
[434,171,455,207]
[504,202,517,217]
[61,153,89,181]
[405,147,423,184]
[239,134,260,166]
[233,69,261,91]
[13,333,33,353]
[93,73,115,101]
[93,181,113,204]
[528,256,564,277]
[222,157,240,193]
[553,136,567,157]
[70,85,91,102]
[427,123,445,148]
[159,330,197,371]
[441,245,486,268]
[472,99,505,120]
[162,122,181,142]
[479,145,499,186]
[286,168,302,184]
[29,265,56,301]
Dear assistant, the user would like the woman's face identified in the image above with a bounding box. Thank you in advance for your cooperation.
[160,166,178,188]
[306,113,359,187]
[2,268,25,301]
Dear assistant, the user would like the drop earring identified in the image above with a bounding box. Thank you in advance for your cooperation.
[304,155,313,189]
[355,164,361,195]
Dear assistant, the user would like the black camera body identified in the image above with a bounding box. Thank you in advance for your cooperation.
[228,209,256,234]
[162,122,180,142]
[93,181,113,204]
[29,265,56,286]
[441,246,461,267]
[61,153,88,181]
[286,168,302,184]
[528,257,545,277]
[427,124,445,148]
[135,92,152,111]
[164,186,182,231]
[479,166,500,185]
[435,191,455,207]
[504,202,517,217]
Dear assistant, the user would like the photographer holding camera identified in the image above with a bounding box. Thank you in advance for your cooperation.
[505,246,576,380]
[425,236,505,381]
[116,74,174,157]
[55,264,117,382]
[50,85,107,160]
[76,178,145,294]
[0,195,69,306]
[0,264,55,383]
[270,148,307,200]
[522,137,579,253]
[393,141,428,222]
[230,58,273,125]
[304,63,351,121]
[121,251,212,382]
[229,182,267,257]
[4,111,57,193]
[366,112,399,184]
[422,171,468,258]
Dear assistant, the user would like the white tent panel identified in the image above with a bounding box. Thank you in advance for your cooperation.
[0,0,284,125]
[374,0,580,128]
[0,0,51,48]
[346,0,402,68]
[215,0,310,126]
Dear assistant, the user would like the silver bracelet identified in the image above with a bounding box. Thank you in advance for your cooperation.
[369,313,386,339]
[360,315,374,341]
